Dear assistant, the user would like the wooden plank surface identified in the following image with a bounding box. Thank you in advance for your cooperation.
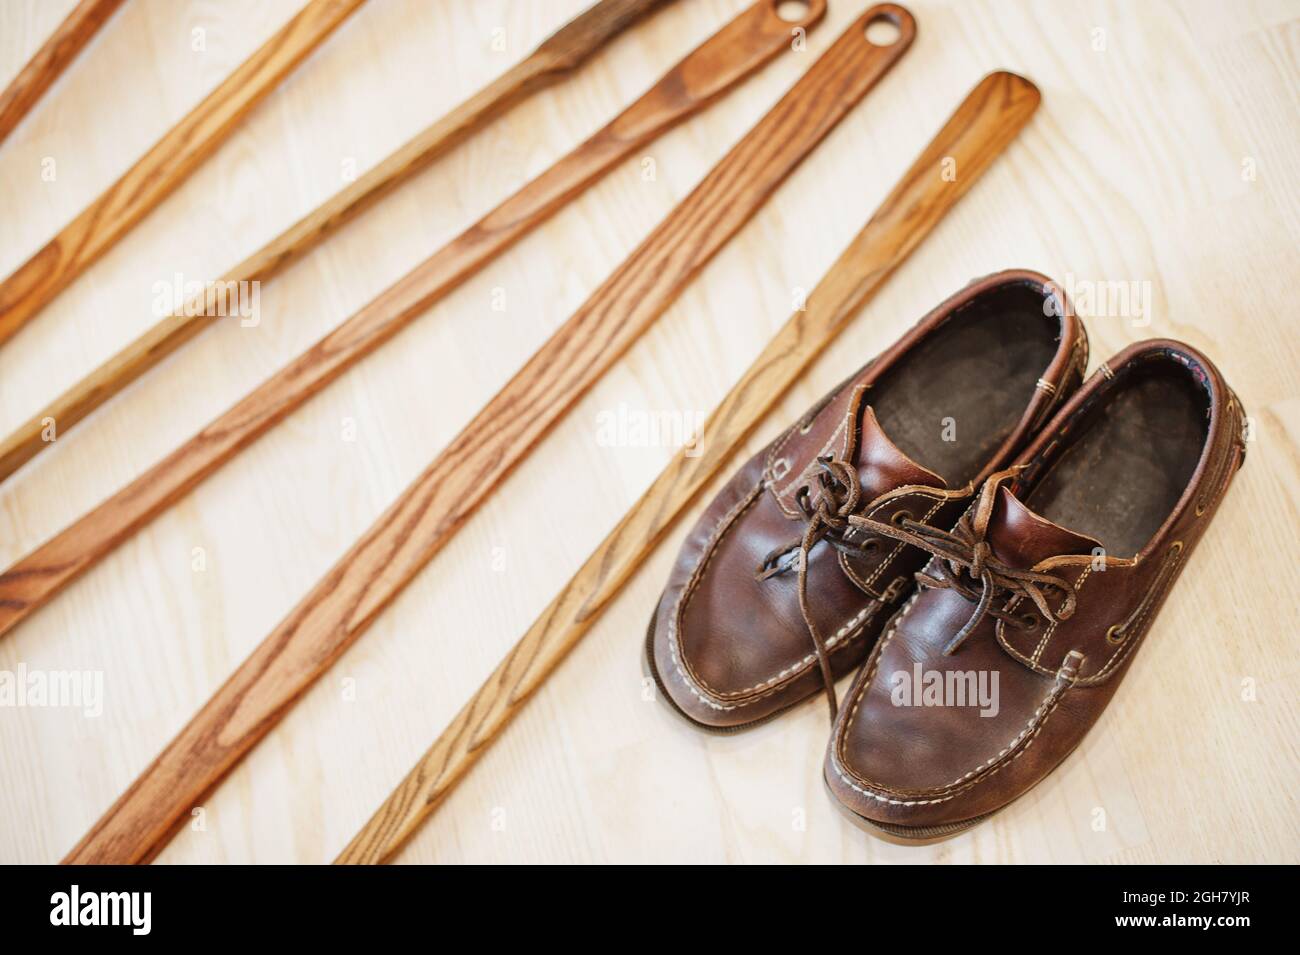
[0,0,1296,864]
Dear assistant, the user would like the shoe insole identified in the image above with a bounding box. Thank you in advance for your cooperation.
[1025,362,1208,556]
[871,283,1060,488]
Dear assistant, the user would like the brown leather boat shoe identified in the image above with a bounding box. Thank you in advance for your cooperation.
[645,270,1088,730]
[824,339,1246,838]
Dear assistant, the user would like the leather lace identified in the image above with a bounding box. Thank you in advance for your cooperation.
[849,472,1077,656]
[755,457,883,719]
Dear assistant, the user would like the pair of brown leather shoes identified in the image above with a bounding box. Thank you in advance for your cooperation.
[646,269,1245,840]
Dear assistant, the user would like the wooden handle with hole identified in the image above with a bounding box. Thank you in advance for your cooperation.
[0,0,125,148]
[0,0,366,347]
[0,0,675,483]
[337,69,1041,863]
[53,0,846,864]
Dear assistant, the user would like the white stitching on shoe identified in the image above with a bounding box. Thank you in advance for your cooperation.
[668,600,880,711]
[667,477,877,710]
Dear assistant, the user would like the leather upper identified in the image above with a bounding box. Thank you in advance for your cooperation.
[825,339,1246,829]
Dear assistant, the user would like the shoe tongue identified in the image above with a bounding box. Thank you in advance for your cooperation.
[854,406,946,498]
[985,486,1102,569]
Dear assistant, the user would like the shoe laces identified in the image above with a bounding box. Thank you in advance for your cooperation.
[849,472,1077,656]
[754,456,882,719]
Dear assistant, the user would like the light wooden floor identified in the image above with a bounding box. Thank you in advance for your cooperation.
[1,0,1296,865]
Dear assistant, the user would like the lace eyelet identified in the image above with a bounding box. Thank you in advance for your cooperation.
[798,419,814,435]
[860,539,880,554]
[1019,612,1039,632]
[890,509,913,527]
[794,486,812,516]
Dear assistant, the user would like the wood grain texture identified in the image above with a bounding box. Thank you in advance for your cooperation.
[0,0,824,644]
[0,0,673,483]
[337,69,1038,864]
[57,0,858,865]
[0,0,365,347]
[2,0,1295,866]
[0,0,124,148]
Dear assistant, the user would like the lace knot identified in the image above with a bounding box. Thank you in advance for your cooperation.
[848,473,1078,656]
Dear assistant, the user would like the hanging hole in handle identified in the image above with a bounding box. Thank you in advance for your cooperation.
[864,13,902,46]
[775,0,811,23]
